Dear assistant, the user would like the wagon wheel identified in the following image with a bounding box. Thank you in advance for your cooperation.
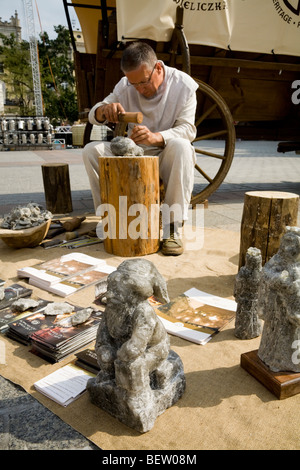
[169,7,235,205]
[191,78,236,206]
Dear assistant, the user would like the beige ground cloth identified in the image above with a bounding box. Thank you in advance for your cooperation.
[0,219,299,450]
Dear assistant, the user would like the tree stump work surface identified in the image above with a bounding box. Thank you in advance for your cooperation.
[99,156,160,257]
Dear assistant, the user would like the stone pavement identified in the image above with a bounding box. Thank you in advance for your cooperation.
[0,140,299,450]
[0,140,299,228]
[0,376,99,450]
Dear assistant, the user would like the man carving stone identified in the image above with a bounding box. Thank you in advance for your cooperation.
[83,41,198,255]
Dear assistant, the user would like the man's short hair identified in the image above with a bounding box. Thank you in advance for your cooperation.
[121,42,157,72]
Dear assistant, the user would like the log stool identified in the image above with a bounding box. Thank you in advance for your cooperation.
[239,191,299,268]
[99,156,160,257]
[41,163,73,214]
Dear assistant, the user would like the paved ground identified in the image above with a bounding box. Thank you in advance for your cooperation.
[1,140,299,228]
[0,376,99,450]
[0,140,299,450]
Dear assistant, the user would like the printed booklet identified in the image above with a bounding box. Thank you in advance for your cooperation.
[0,297,49,333]
[0,284,32,310]
[17,252,116,297]
[151,287,236,345]
[34,363,95,406]
[6,302,103,362]
[30,308,103,362]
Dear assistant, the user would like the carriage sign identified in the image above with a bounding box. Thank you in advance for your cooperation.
[116,0,300,56]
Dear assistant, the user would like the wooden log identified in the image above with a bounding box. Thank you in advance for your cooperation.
[239,191,299,268]
[41,163,73,214]
[99,156,160,256]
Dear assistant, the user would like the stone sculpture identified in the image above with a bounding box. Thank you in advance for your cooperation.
[234,247,263,339]
[257,227,300,372]
[87,259,186,433]
[110,136,144,156]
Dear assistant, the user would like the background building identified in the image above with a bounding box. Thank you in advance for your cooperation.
[0,11,21,44]
[72,29,85,55]
[0,11,22,113]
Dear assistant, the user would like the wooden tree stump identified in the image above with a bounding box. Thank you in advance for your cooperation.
[239,191,299,268]
[41,163,73,214]
[99,156,160,257]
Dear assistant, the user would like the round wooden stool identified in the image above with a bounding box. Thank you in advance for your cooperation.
[239,191,299,268]
[99,156,160,257]
[41,163,73,214]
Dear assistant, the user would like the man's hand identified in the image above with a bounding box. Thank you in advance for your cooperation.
[95,103,125,123]
[131,125,164,147]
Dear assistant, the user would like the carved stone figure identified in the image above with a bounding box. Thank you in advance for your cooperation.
[234,247,263,339]
[110,136,144,156]
[87,259,186,433]
[257,227,300,372]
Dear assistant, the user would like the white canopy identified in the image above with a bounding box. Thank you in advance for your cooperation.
[116,0,300,57]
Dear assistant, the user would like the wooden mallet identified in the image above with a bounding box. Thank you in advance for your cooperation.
[114,112,143,136]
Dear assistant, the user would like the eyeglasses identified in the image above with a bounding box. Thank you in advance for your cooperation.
[126,63,157,88]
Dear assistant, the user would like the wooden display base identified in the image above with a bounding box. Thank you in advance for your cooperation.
[241,350,300,400]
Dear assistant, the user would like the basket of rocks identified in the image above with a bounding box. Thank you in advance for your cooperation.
[0,203,52,249]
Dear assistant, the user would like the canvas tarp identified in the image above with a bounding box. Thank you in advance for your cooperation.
[1,223,299,450]
[116,0,300,57]
[71,0,116,54]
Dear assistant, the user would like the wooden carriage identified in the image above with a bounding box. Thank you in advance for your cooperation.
[62,0,300,205]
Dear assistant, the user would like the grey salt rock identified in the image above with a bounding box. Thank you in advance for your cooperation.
[110,136,144,156]
[87,258,186,433]
[234,247,263,339]
[257,227,300,372]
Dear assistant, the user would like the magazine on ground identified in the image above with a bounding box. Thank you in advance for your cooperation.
[34,363,95,406]
[150,287,237,345]
[17,252,116,297]
[30,308,103,363]
[0,284,33,310]
[6,302,103,362]
[6,301,82,345]
[30,264,116,297]
[74,348,100,375]
[0,298,50,333]
[17,253,102,287]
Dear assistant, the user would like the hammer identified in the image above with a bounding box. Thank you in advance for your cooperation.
[114,112,143,137]
[47,216,86,238]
